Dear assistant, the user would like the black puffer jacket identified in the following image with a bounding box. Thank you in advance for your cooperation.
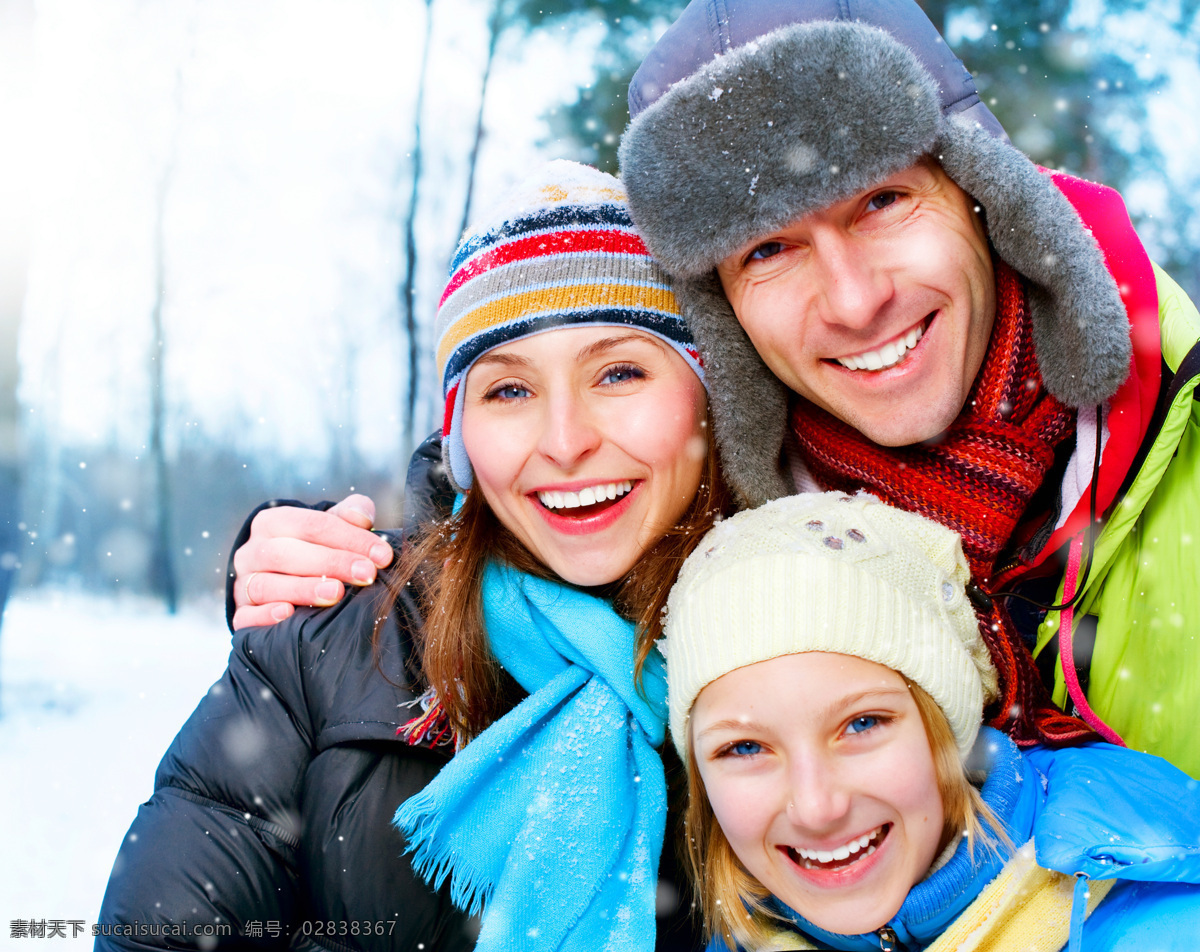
[95,574,478,951]
[98,434,701,951]
[97,437,473,951]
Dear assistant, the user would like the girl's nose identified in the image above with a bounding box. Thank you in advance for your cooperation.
[785,764,852,832]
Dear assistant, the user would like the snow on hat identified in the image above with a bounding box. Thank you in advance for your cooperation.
[437,159,704,492]
[619,0,1132,508]
[662,491,999,761]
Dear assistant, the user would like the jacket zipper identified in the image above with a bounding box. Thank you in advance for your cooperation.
[877,925,900,951]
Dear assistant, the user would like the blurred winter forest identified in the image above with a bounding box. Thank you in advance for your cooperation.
[1,0,1198,621]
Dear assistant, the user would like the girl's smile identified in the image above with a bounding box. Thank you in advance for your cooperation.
[692,652,946,936]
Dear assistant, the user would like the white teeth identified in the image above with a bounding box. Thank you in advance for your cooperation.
[795,827,882,864]
[537,480,633,510]
[836,323,925,372]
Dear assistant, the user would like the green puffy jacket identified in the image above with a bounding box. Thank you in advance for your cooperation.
[1035,262,1200,776]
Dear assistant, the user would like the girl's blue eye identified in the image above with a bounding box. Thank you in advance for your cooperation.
[845,715,880,735]
[728,740,762,757]
[748,241,784,261]
[601,364,645,386]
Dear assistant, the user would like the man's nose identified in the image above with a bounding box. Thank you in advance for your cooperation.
[536,392,602,470]
[813,232,895,330]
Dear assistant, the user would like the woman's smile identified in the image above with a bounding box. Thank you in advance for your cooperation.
[461,326,707,587]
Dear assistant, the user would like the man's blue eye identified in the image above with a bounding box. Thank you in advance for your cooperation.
[730,740,762,757]
[748,241,783,261]
[866,191,899,212]
[845,715,880,735]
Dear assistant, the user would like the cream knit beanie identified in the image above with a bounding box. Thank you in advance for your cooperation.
[663,492,999,760]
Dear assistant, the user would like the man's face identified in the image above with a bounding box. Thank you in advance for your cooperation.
[716,161,996,447]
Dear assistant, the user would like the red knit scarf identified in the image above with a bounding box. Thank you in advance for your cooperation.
[790,260,1094,745]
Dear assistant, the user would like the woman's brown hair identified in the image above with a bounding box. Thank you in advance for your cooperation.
[684,680,1008,951]
[376,414,733,743]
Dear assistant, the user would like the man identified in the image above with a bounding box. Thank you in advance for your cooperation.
[616,0,1200,768]
[232,0,1200,774]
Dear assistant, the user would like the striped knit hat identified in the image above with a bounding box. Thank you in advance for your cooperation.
[437,160,704,492]
[663,492,999,761]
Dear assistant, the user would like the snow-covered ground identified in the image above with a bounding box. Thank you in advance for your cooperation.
[0,590,233,932]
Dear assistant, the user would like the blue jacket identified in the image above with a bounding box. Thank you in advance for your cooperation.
[739,729,1200,951]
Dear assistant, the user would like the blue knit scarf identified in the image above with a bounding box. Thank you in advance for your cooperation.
[393,561,669,952]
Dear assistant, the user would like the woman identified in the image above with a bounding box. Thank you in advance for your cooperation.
[96,161,728,951]
[662,492,1200,950]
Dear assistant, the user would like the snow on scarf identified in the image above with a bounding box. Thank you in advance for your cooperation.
[394,561,669,952]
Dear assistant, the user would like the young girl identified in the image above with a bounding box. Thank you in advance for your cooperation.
[662,492,1200,951]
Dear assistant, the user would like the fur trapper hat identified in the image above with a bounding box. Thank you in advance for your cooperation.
[619,0,1132,508]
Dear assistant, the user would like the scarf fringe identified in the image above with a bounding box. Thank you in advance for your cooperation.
[398,686,459,750]
[396,788,495,917]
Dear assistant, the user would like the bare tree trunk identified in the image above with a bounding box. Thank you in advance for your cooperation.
[0,0,36,663]
[147,71,182,615]
[456,0,505,242]
[400,0,436,466]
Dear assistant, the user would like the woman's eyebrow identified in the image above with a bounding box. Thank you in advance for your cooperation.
[472,351,532,370]
[575,333,664,362]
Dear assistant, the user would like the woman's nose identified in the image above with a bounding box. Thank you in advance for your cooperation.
[536,393,602,470]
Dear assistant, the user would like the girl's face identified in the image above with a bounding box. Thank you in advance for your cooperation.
[692,652,945,936]
[460,326,708,587]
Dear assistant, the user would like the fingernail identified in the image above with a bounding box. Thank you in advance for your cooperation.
[369,543,392,566]
[315,579,342,602]
[271,604,293,622]
[351,560,376,585]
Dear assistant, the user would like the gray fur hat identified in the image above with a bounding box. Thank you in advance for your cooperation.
[619,0,1132,508]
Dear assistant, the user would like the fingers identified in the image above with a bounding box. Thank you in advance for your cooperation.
[326,493,377,531]
[247,503,392,564]
[239,568,347,611]
[232,602,295,631]
[232,536,386,608]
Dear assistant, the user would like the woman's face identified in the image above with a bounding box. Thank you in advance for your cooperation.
[691,652,945,936]
[460,326,708,587]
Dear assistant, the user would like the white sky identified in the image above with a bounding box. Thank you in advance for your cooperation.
[12,0,1200,474]
[17,0,606,469]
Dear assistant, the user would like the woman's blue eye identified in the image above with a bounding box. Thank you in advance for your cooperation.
[601,364,645,386]
[728,740,762,757]
[488,384,530,400]
[845,715,880,735]
[748,241,784,261]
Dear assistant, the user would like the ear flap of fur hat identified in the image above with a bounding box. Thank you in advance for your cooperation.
[676,273,791,508]
[621,19,1133,504]
[938,117,1132,407]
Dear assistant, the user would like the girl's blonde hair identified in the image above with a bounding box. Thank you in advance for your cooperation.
[684,680,1009,951]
